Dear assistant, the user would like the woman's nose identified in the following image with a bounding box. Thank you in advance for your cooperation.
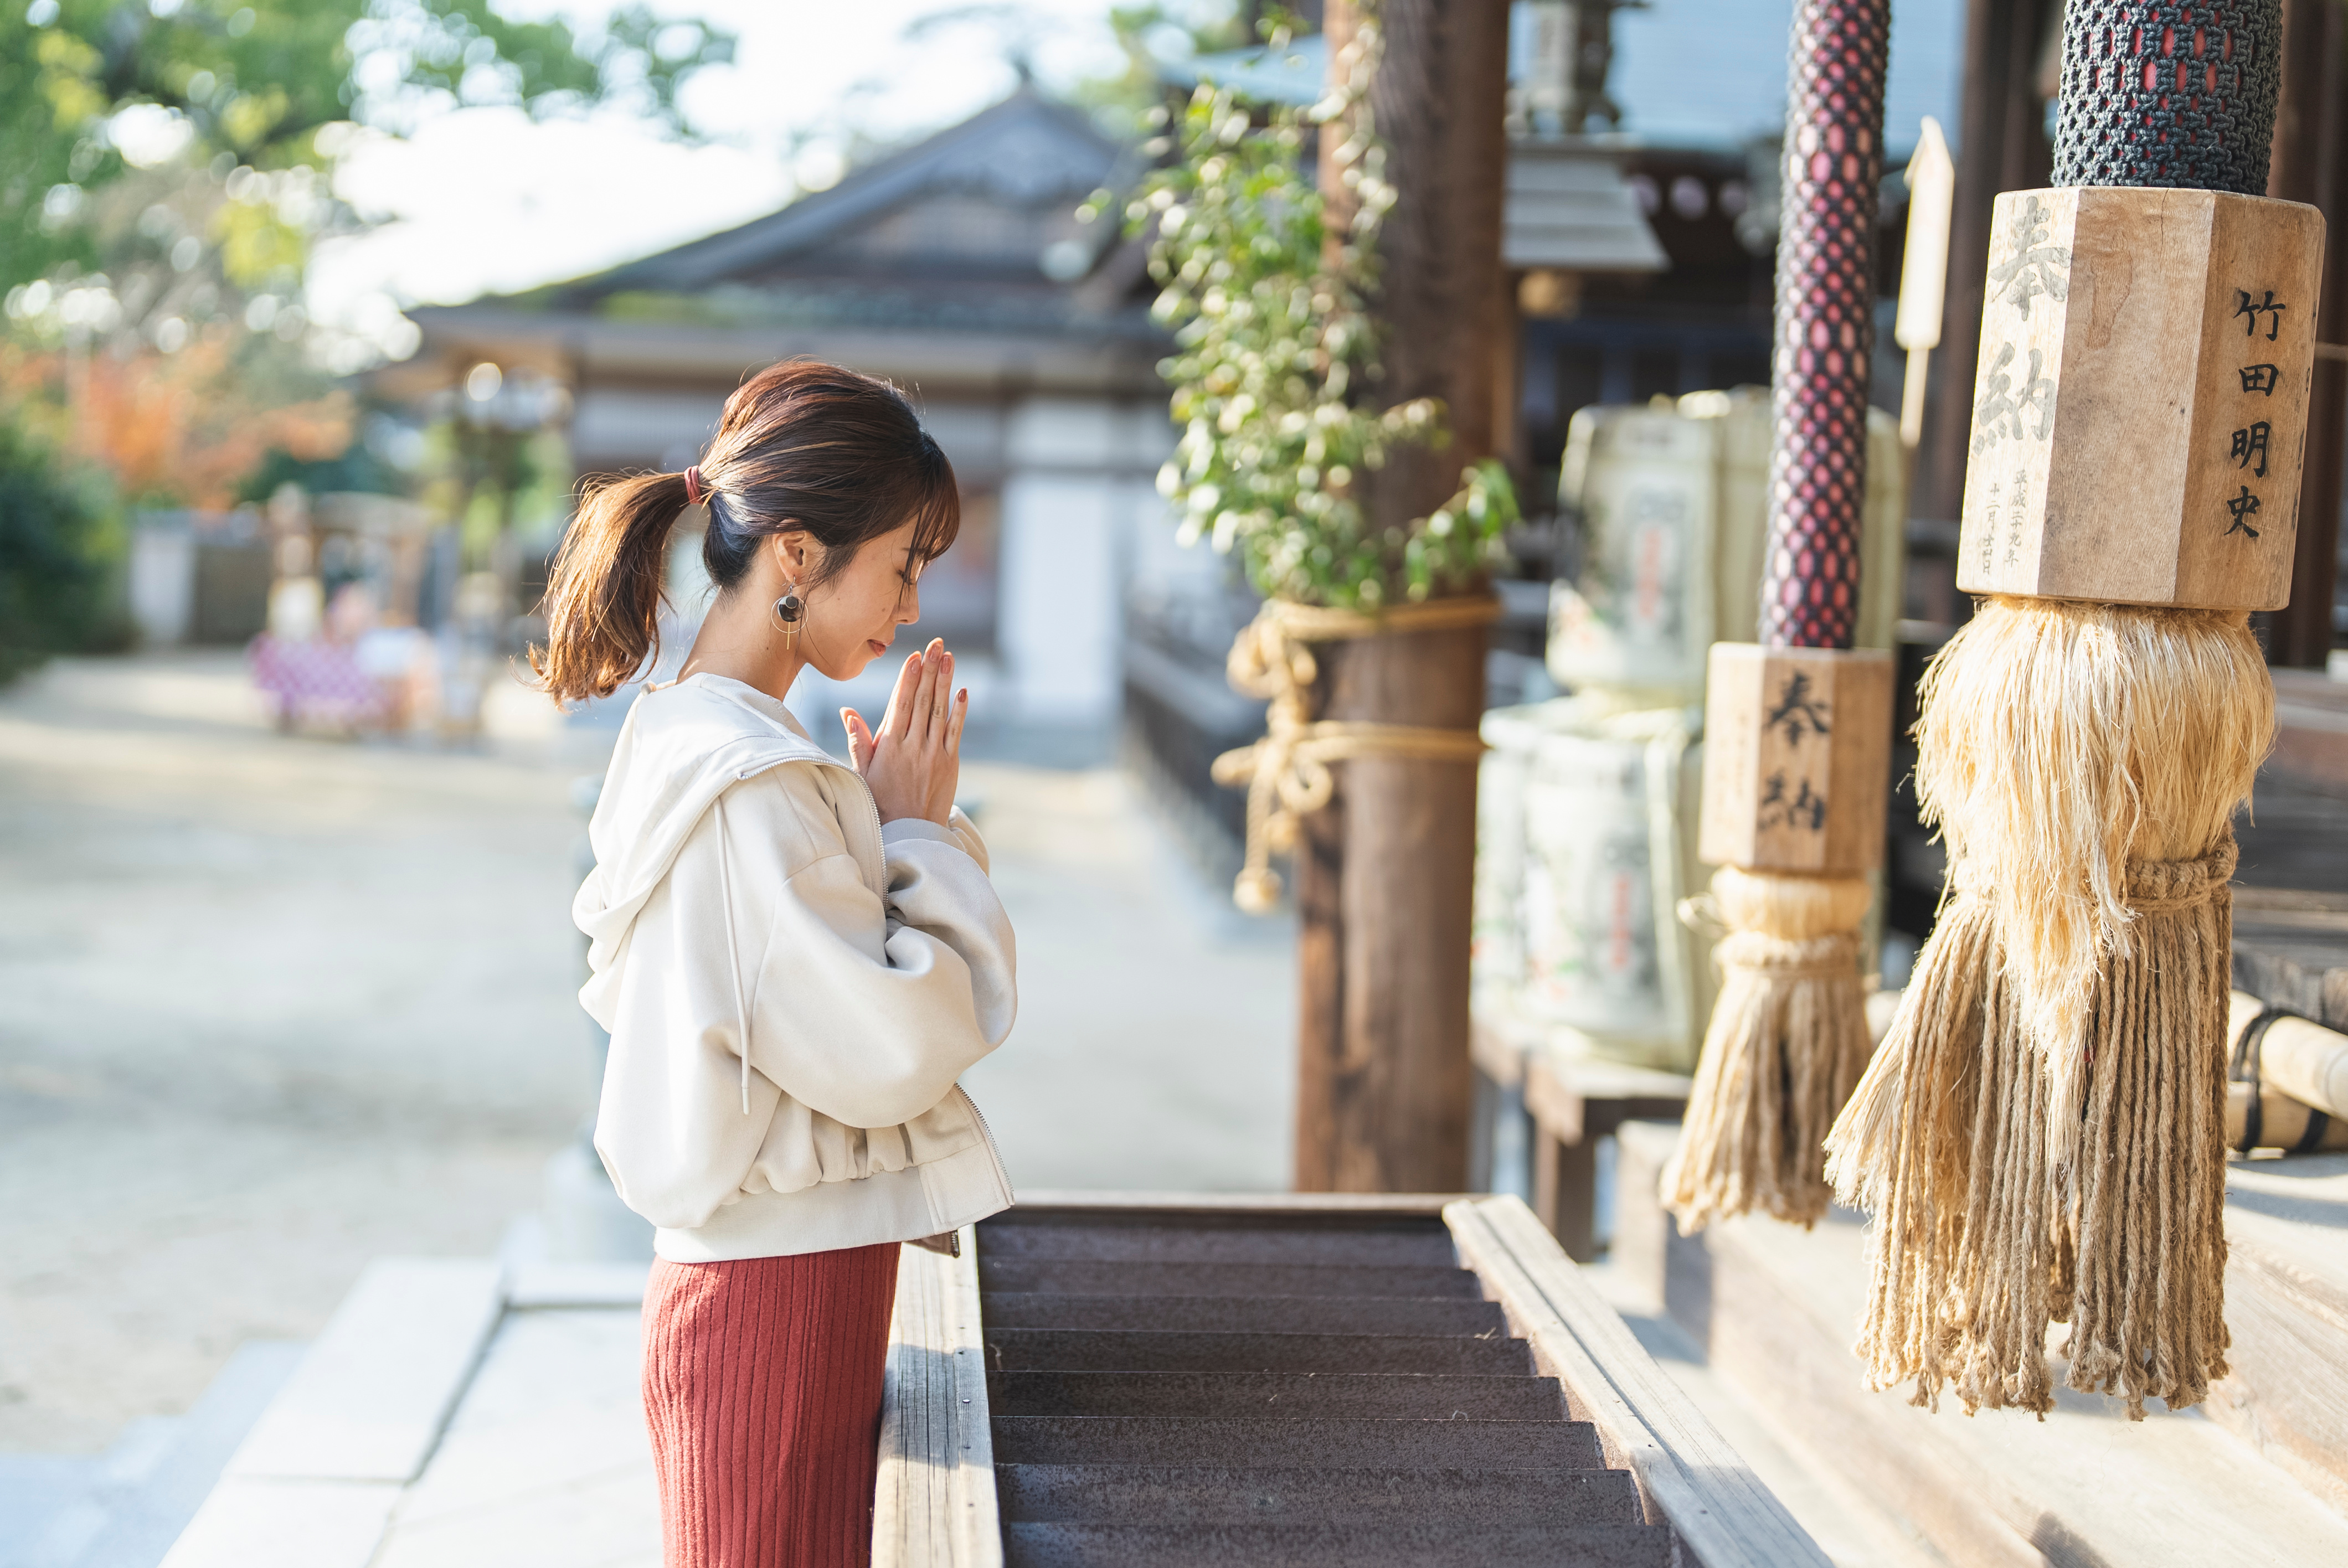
[897,584,921,625]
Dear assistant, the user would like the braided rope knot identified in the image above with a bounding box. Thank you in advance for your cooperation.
[1715,929,1862,978]
[1213,595,1499,914]
[2124,839,2238,915]
[1940,834,2236,916]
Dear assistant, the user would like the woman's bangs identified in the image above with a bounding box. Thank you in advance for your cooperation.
[908,447,961,565]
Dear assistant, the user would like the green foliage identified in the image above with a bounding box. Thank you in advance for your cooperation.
[1072,3,1256,122]
[237,435,404,504]
[1126,8,1516,610]
[0,0,736,297]
[0,417,122,682]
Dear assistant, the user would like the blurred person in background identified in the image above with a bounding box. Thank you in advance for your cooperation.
[534,359,1016,1568]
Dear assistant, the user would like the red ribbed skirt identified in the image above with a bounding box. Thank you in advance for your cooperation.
[641,1245,902,1568]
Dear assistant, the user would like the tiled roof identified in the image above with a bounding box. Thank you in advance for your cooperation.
[1164,1,1964,156]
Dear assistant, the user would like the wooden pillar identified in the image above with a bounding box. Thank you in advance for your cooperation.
[1293,0,1510,1194]
[2267,0,2347,668]
[1920,0,2056,524]
[1292,623,1490,1191]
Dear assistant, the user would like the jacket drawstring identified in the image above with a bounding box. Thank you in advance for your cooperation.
[713,795,752,1113]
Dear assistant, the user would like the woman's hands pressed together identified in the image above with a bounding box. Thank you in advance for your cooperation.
[843,639,966,826]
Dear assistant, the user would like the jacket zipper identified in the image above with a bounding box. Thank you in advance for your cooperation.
[847,769,887,894]
[956,1085,1016,1205]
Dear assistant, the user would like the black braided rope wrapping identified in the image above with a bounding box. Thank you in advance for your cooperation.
[2053,0,2280,194]
[1758,0,1889,651]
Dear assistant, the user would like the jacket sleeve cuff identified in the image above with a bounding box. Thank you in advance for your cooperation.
[880,818,961,850]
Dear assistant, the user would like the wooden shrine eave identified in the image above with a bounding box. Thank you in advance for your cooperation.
[380,302,1168,403]
[1505,141,1671,274]
[582,91,1124,301]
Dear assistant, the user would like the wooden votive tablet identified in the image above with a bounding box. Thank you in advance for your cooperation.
[1956,185,2323,612]
[1699,644,1892,877]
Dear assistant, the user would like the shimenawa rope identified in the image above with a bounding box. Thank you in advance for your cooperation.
[1213,595,1499,913]
[1664,0,1888,1234]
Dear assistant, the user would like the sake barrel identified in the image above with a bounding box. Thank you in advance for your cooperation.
[1548,408,1719,700]
[1474,696,1609,1001]
[1686,387,1908,654]
[1474,704,1548,1001]
[1520,725,1687,1059]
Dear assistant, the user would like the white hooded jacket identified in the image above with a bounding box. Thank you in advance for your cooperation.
[575,673,1016,1262]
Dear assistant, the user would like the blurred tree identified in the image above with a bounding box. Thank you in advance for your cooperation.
[0,335,352,508]
[0,1,733,674]
[1,1,737,297]
[1072,3,1260,122]
[0,416,122,678]
[238,426,404,503]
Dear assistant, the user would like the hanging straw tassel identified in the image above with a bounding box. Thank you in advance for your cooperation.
[1827,598,2268,1419]
[1827,880,1997,1410]
[1907,600,2270,1160]
[1664,868,1875,1232]
[1666,0,1892,1234]
[2063,837,2237,1417]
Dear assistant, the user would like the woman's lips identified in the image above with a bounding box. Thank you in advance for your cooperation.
[867,639,889,657]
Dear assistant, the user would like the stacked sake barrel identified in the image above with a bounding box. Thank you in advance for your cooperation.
[1472,390,1904,1072]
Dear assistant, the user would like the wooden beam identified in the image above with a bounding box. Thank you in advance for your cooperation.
[2267,0,2347,666]
[1444,1195,1835,1568]
[1007,1190,1461,1216]
[872,1227,1000,1568]
[1610,1122,2348,1565]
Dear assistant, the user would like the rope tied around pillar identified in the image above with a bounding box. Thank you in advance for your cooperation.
[1212,594,1500,913]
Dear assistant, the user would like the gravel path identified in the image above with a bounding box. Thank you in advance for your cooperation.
[0,653,1293,1455]
[0,656,591,1452]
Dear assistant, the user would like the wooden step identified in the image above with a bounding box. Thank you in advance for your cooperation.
[875,1194,1833,1567]
[1610,1120,2348,1567]
[2205,1151,2348,1515]
[981,1328,1533,1376]
[977,1260,1483,1299]
[978,1292,1509,1337]
[995,1463,1641,1526]
[986,1370,1565,1420]
[990,1416,1604,1469]
[975,1219,1459,1268]
[999,1519,1673,1567]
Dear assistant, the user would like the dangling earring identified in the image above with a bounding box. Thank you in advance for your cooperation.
[771,583,804,647]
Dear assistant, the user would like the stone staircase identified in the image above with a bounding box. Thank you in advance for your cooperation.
[0,1343,302,1568]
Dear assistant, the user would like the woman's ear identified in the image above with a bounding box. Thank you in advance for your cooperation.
[772,528,814,582]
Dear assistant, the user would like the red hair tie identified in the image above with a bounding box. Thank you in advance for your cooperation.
[683,466,704,507]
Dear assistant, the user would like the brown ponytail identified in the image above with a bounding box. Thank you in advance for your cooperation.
[533,470,694,704]
[531,359,960,705]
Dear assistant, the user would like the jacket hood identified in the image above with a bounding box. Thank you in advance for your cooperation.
[576,675,867,988]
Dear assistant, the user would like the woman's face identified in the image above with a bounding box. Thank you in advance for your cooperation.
[788,520,926,680]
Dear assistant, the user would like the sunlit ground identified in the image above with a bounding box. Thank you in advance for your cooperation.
[0,652,1292,1453]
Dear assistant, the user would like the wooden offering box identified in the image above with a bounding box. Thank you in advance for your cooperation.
[1699,644,1892,876]
[1956,186,2323,611]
